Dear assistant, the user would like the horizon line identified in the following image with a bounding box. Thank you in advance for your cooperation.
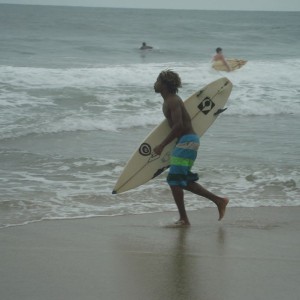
[0,2,299,12]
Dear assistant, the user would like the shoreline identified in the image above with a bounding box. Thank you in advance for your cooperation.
[1,204,299,230]
[1,206,300,300]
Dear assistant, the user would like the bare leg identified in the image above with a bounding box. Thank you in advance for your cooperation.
[184,182,229,221]
[170,185,190,226]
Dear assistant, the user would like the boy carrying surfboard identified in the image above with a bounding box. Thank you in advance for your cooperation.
[153,70,229,226]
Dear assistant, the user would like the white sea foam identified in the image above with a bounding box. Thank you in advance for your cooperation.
[1,59,299,139]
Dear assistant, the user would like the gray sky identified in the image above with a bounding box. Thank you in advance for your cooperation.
[1,0,300,11]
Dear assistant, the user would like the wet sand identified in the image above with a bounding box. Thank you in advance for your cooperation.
[1,207,299,300]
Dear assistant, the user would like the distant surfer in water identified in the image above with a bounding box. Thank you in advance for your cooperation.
[213,47,231,72]
[153,70,229,226]
[140,42,153,50]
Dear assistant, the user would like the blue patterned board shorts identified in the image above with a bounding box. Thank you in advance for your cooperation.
[167,134,200,187]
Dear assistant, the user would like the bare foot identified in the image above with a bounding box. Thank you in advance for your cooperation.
[164,219,191,228]
[217,198,229,221]
[174,219,191,227]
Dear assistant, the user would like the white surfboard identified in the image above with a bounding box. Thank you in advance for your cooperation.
[113,77,232,194]
[212,59,247,71]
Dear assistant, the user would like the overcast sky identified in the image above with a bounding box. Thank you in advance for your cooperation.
[1,0,300,11]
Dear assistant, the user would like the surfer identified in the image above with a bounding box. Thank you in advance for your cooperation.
[140,42,153,50]
[213,47,231,72]
[153,70,229,226]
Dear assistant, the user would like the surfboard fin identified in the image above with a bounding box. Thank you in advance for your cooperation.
[152,166,170,179]
[214,108,227,116]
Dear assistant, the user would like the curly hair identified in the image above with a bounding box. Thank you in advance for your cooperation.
[158,70,182,94]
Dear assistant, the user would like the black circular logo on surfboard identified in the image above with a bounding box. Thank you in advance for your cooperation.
[139,143,151,156]
[198,97,215,115]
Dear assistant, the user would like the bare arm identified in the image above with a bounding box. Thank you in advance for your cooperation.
[221,55,231,72]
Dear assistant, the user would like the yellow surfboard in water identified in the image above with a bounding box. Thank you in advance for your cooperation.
[212,59,247,71]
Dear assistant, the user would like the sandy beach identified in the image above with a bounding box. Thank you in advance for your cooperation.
[1,206,299,300]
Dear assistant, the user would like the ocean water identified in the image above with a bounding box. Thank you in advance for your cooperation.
[0,4,299,228]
